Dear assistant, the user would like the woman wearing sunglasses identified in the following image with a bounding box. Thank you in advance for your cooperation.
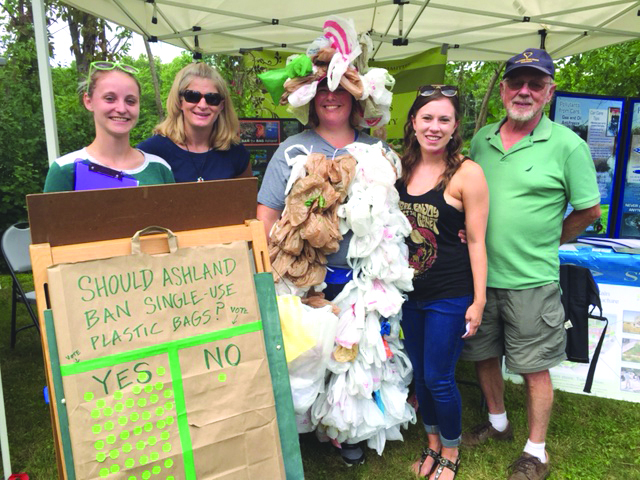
[138,63,250,183]
[398,85,489,479]
[44,62,175,192]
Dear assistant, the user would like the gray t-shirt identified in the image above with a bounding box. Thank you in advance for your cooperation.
[258,129,386,267]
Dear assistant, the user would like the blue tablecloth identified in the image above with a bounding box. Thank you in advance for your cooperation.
[559,246,640,286]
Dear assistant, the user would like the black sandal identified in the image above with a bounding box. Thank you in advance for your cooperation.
[433,455,460,479]
[416,447,440,477]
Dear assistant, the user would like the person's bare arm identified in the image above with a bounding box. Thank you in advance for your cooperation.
[257,203,282,240]
[459,163,489,338]
[560,204,601,244]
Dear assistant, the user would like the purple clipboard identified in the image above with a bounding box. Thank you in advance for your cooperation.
[74,159,139,191]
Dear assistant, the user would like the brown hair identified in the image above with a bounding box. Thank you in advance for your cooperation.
[401,91,464,189]
[153,62,240,150]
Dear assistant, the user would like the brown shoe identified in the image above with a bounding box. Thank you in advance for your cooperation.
[507,452,550,480]
[461,421,513,447]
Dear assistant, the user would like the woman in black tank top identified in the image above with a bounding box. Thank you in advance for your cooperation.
[398,86,489,479]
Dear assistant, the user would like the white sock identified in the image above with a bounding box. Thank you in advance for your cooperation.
[524,439,547,463]
[488,412,508,432]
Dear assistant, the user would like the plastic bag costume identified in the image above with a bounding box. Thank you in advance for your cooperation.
[259,16,416,455]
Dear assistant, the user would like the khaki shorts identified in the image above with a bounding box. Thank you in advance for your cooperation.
[461,283,566,374]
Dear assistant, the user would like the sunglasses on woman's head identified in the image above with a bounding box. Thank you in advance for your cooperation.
[180,90,224,106]
[417,84,458,97]
[87,61,139,91]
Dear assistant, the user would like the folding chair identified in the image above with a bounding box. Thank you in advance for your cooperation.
[1,222,40,347]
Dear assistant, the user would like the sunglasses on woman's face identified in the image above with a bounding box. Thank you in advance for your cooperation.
[180,89,224,106]
[417,84,458,97]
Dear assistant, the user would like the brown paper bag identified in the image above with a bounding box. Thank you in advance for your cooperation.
[47,231,285,480]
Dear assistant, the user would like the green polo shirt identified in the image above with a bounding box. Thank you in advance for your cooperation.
[471,115,600,290]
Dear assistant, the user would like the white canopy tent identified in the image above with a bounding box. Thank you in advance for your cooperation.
[31,0,640,163]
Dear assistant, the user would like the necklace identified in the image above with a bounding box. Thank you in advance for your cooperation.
[184,143,209,182]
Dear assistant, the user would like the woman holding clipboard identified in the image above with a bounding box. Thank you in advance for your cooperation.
[44,62,175,192]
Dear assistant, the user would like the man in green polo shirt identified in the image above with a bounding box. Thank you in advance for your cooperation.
[461,48,601,480]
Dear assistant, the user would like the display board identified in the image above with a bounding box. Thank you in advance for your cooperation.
[550,92,626,236]
[28,183,303,479]
[616,99,640,238]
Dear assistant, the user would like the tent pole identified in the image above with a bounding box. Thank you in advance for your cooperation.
[31,0,59,166]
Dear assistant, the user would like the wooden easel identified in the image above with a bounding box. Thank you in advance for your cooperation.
[27,179,302,479]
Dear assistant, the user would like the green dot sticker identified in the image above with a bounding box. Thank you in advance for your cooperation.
[110,464,120,473]
[92,425,102,435]
[120,431,130,440]
[142,412,151,421]
[152,466,161,474]
[109,449,119,459]
[104,407,114,417]
[94,440,104,450]
[148,436,157,446]
[104,421,114,431]
[165,402,173,411]
[118,416,128,426]
[96,399,106,408]
[134,426,143,435]
[162,443,172,453]
[218,373,227,382]
[156,367,166,376]
[99,467,109,478]
[167,477,175,480]
[166,416,174,426]
[141,471,151,480]
[136,441,145,450]
[128,475,136,480]
[106,434,116,445]
[160,432,170,441]
[138,398,147,408]
[122,443,132,453]
[144,385,154,393]
[91,409,101,419]
[131,412,140,422]
[96,452,106,463]
[84,392,94,402]
[114,391,123,400]
[163,390,173,398]
[132,385,142,395]
[156,419,166,429]
[154,381,163,390]
[125,399,135,408]
[139,454,149,465]
[150,394,159,404]
[150,452,159,462]
[164,459,173,468]
[115,403,124,412]
[125,458,135,468]
[155,408,164,418]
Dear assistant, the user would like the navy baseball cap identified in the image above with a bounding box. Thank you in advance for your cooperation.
[503,48,554,78]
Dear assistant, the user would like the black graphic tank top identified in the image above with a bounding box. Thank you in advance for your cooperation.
[397,181,473,301]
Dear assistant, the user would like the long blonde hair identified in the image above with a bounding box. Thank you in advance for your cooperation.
[154,63,240,150]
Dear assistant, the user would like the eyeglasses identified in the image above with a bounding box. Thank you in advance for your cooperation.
[417,85,458,97]
[89,61,139,76]
[504,78,551,92]
[86,61,140,92]
[180,90,224,106]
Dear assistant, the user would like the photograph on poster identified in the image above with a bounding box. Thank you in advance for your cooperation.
[621,367,640,392]
[551,94,624,235]
[622,338,640,364]
[622,309,640,334]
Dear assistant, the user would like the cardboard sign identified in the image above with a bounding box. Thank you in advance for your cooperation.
[46,241,285,480]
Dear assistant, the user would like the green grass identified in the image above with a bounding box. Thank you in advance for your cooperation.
[1,273,639,479]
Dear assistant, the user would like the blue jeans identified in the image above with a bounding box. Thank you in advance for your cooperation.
[402,294,472,447]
